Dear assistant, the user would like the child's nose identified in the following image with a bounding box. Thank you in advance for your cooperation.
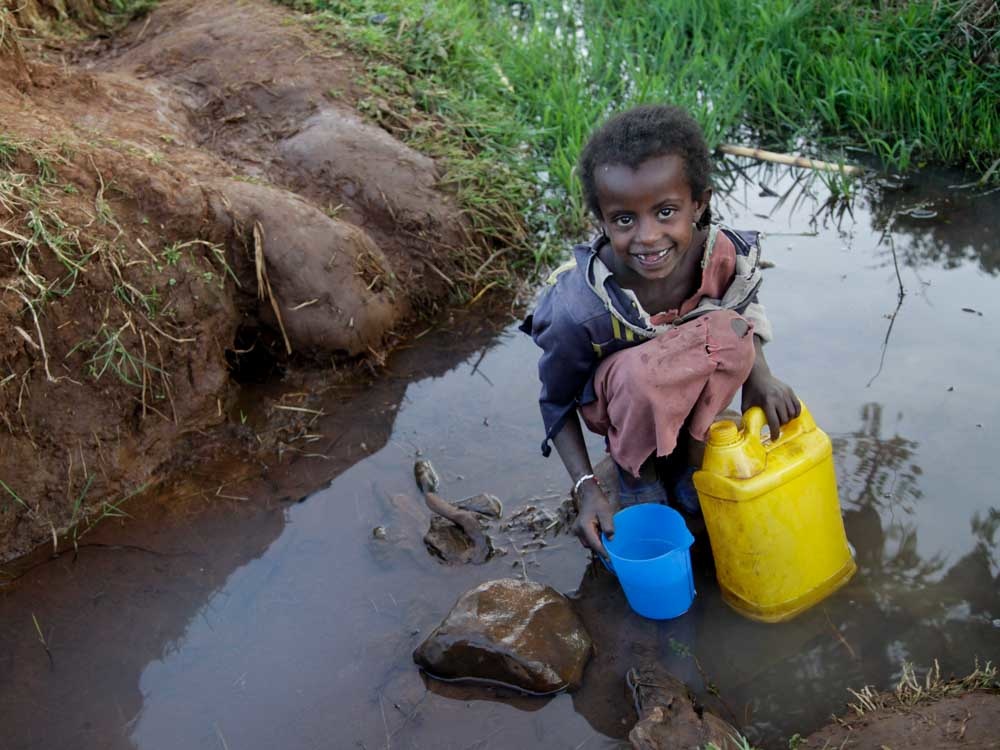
[637,217,663,246]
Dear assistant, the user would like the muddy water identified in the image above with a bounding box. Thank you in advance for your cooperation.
[3,164,999,750]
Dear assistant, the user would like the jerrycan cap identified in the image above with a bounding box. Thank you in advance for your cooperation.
[708,421,741,447]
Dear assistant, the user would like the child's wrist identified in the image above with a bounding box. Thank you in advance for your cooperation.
[572,473,601,496]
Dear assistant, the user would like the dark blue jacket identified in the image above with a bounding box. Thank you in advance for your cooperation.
[520,226,770,456]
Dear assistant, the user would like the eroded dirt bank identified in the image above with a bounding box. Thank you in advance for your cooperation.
[0,0,513,561]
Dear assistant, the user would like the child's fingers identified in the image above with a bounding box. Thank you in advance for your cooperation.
[581,521,607,558]
[767,404,782,440]
[597,507,615,540]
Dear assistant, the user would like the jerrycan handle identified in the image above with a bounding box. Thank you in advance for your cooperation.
[742,400,814,451]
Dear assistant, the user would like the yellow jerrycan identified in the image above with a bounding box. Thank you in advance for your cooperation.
[693,402,856,623]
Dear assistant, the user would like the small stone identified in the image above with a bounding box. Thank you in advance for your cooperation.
[455,493,503,519]
[372,526,388,540]
[413,578,592,694]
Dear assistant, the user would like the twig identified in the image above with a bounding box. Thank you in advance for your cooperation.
[31,613,53,668]
[271,404,325,415]
[5,285,57,382]
[378,690,391,750]
[466,281,498,306]
[213,723,230,750]
[421,257,456,287]
[867,230,907,388]
[718,144,865,176]
[508,535,530,581]
[139,329,148,420]
[253,221,292,354]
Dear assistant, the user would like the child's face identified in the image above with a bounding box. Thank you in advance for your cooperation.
[595,154,710,283]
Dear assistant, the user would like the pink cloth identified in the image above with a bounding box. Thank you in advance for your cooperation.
[579,235,755,477]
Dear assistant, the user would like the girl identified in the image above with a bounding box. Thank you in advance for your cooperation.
[521,104,800,557]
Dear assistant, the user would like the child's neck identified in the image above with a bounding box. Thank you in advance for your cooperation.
[603,229,707,315]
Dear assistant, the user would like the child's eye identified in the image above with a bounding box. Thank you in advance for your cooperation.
[658,207,675,219]
[613,215,634,228]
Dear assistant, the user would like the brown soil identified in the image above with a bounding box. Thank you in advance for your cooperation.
[0,0,512,562]
[806,691,1000,749]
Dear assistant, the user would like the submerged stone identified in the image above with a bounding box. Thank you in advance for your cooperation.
[413,578,592,694]
[627,663,740,750]
[423,516,494,564]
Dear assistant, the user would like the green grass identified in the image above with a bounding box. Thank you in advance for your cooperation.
[282,0,999,260]
[1,137,231,400]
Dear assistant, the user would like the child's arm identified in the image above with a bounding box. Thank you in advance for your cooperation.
[551,412,615,558]
[741,335,800,439]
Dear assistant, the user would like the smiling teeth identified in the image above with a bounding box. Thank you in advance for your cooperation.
[636,249,669,262]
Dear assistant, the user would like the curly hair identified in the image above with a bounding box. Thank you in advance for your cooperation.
[578,104,713,227]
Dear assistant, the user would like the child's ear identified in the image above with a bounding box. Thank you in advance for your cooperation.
[694,188,713,223]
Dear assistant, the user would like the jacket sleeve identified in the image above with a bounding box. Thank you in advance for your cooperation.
[728,228,774,343]
[526,285,598,456]
[743,299,773,343]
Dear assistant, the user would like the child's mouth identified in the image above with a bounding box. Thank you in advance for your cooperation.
[632,248,670,266]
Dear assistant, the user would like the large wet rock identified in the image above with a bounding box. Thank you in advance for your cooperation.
[627,663,741,750]
[413,578,592,694]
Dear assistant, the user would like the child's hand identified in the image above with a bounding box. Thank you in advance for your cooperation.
[572,481,615,558]
[741,370,800,440]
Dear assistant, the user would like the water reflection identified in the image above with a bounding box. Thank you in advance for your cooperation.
[717,156,1000,275]
[869,178,1000,276]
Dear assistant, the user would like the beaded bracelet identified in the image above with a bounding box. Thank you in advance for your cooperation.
[572,473,599,495]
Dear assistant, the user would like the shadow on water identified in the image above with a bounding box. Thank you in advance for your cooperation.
[2,160,999,750]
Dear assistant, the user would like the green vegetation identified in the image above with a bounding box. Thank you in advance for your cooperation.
[284,0,999,260]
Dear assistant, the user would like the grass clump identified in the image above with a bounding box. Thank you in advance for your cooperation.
[3,0,157,39]
[848,659,999,715]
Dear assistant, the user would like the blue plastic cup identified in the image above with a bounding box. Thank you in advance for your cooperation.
[601,504,696,620]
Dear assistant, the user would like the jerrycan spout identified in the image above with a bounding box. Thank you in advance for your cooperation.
[702,416,766,480]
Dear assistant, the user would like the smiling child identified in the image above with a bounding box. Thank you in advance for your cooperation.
[520,104,800,557]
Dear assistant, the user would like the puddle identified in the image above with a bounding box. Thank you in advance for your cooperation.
[2,163,998,750]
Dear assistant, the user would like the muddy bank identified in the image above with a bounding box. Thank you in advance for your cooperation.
[0,0,519,561]
[805,664,1000,749]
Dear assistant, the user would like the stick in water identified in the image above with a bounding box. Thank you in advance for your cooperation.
[718,144,865,176]
[414,460,490,563]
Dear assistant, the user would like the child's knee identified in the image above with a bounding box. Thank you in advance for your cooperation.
[703,310,755,370]
[703,310,754,342]
[730,317,750,338]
